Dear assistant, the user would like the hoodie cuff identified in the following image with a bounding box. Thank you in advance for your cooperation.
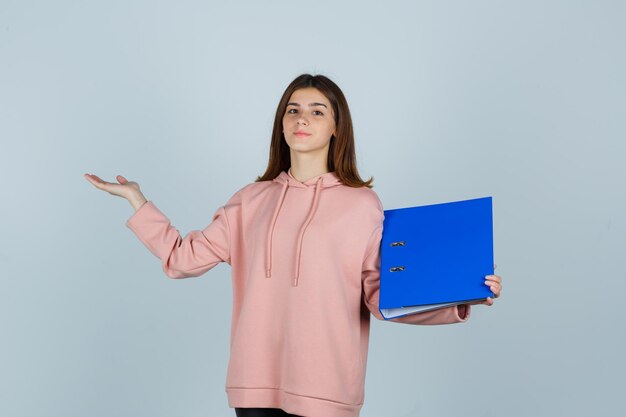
[456,304,471,321]
[126,200,152,225]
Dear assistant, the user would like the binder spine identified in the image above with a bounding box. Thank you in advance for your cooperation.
[389,240,406,273]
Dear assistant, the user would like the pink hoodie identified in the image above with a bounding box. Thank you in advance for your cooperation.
[125,168,470,417]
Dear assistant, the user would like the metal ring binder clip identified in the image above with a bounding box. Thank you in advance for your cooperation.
[390,241,406,246]
[389,266,405,272]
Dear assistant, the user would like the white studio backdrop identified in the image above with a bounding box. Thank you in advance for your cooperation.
[1,1,624,416]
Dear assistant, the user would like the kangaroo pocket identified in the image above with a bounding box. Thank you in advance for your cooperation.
[280,295,364,405]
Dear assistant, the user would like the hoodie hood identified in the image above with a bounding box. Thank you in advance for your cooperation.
[266,168,343,286]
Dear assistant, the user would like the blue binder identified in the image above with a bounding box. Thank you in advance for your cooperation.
[379,196,495,320]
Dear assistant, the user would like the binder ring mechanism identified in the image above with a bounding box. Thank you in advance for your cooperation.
[389,240,406,272]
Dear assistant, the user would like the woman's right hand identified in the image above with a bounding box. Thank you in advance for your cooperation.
[83,173,147,209]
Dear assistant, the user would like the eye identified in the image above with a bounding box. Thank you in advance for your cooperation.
[286,108,324,116]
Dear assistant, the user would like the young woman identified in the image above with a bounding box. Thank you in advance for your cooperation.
[84,73,502,417]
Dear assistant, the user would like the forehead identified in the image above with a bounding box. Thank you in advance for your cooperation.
[288,87,330,105]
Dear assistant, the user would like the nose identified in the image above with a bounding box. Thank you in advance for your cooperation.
[297,116,308,126]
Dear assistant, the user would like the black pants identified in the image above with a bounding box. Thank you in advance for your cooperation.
[234,407,302,417]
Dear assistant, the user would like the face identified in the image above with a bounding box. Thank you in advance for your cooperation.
[282,87,336,157]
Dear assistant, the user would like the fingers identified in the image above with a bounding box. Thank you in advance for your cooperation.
[470,297,494,306]
[84,173,128,187]
[84,173,97,183]
[479,297,494,306]
[484,274,502,298]
[466,265,504,307]
[473,266,504,306]
[84,173,107,187]
[485,274,502,284]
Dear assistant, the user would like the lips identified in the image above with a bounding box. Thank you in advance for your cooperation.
[294,131,311,136]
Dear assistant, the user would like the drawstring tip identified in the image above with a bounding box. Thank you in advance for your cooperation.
[266,269,271,278]
[292,278,298,287]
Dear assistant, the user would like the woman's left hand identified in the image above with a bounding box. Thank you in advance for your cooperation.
[466,263,502,306]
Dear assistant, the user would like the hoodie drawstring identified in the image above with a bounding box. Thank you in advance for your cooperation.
[265,175,324,286]
[266,180,289,279]
[293,177,323,286]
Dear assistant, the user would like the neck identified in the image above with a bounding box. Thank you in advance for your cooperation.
[289,152,329,183]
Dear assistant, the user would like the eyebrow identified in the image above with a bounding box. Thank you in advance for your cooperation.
[287,102,328,109]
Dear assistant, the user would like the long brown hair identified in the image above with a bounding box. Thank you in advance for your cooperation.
[255,73,374,188]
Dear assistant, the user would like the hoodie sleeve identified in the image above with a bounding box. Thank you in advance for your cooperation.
[125,190,241,279]
[361,223,471,325]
